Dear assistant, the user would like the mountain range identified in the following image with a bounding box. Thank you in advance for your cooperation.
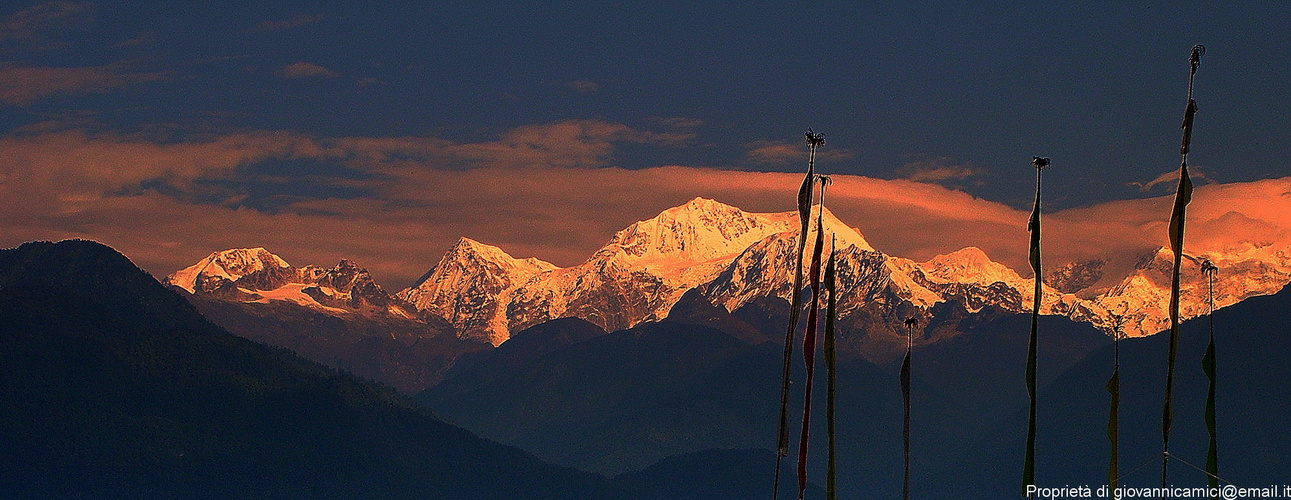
[414,271,1291,498]
[143,197,1291,496]
[2,239,833,499]
[167,197,1291,364]
[7,189,1290,496]
[0,240,611,498]
[165,248,489,394]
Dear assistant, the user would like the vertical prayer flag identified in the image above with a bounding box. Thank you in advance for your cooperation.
[1023,156,1048,495]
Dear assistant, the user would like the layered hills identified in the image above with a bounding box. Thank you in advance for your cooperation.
[3,239,836,499]
[149,196,1291,496]
[417,279,1291,497]
[11,188,1289,496]
[164,248,487,394]
[0,240,613,498]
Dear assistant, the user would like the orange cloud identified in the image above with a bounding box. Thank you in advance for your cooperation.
[334,119,691,170]
[0,128,325,216]
[0,62,167,105]
[744,140,854,166]
[895,157,983,183]
[277,62,339,79]
[1130,167,1215,192]
[0,1,93,43]
[4,122,1288,294]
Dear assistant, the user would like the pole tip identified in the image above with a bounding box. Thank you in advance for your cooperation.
[805,129,826,148]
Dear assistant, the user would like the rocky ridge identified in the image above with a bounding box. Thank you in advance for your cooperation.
[166,248,415,318]
[171,198,1291,351]
[395,198,1291,347]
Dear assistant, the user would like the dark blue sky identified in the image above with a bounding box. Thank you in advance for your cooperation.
[3,1,1290,284]
[5,1,1289,207]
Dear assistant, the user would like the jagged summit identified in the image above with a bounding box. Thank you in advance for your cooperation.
[918,247,1021,285]
[400,237,557,304]
[167,248,413,318]
[606,197,791,265]
[167,247,290,293]
[171,197,1291,349]
[1062,243,1291,337]
[804,204,876,253]
[398,237,557,345]
[605,197,873,268]
[450,237,557,275]
[496,199,881,341]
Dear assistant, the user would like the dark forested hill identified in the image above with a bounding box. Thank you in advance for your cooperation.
[0,240,614,499]
[938,285,1291,498]
[417,294,1125,497]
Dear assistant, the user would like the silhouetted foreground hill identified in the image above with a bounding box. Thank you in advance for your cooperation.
[0,240,615,499]
[422,281,1290,497]
[416,293,1176,497]
[941,285,1291,498]
[183,294,491,394]
[10,239,1280,498]
[615,448,825,500]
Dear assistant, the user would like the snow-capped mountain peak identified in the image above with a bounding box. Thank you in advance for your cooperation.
[703,206,882,313]
[809,205,876,253]
[606,197,790,265]
[445,237,556,276]
[917,247,1020,285]
[166,247,290,293]
[173,197,1291,354]
[607,197,876,265]
[1062,244,1291,337]
[396,237,558,345]
[167,248,416,318]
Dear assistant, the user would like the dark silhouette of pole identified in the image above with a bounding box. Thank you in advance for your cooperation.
[824,233,839,500]
[1023,156,1048,497]
[773,129,824,500]
[1108,317,1124,492]
[1201,259,1219,497]
[902,317,917,500]
[1163,44,1203,491]
[797,175,829,500]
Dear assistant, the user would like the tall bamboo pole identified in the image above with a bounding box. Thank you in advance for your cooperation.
[773,129,824,500]
[797,175,829,500]
[1023,156,1049,496]
[1108,317,1124,492]
[1201,259,1219,497]
[824,234,839,500]
[1163,44,1204,489]
[903,317,917,500]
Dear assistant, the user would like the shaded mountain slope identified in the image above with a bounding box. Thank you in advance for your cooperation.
[422,320,794,475]
[431,317,607,402]
[418,297,1112,496]
[184,295,489,394]
[939,285,1291,498]
[614,448,825,500]
[165,247,484,395]
[0,240,614,499]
